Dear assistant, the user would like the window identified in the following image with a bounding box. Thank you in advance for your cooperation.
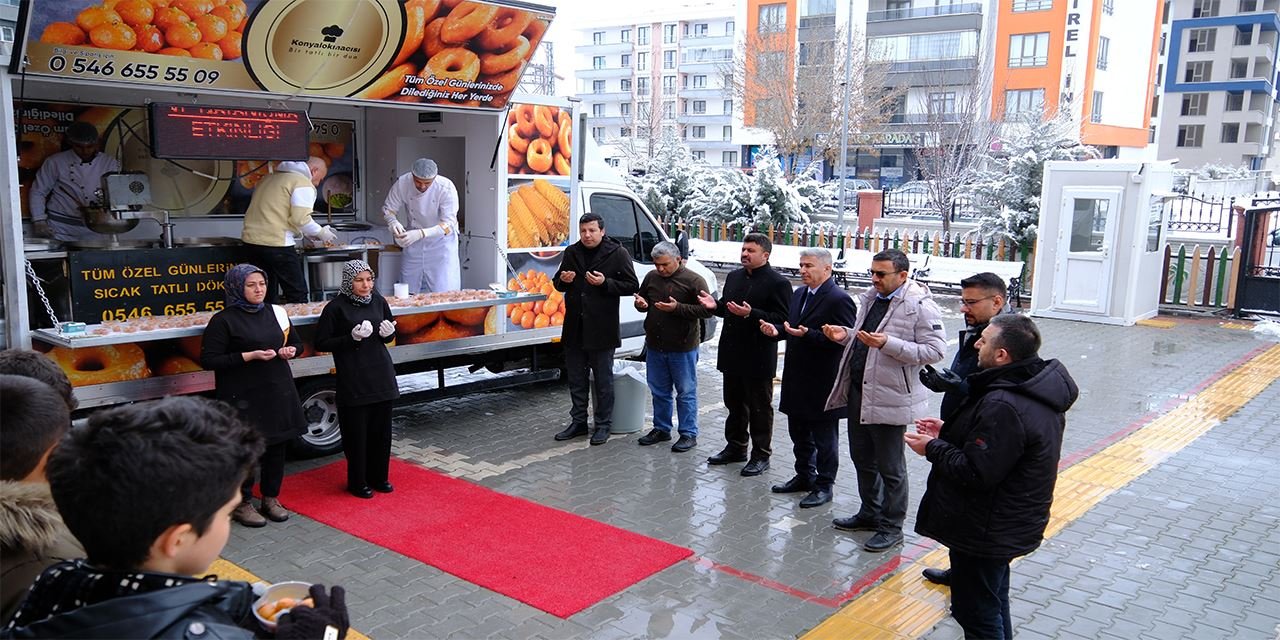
[723,99,733,114]
[722,125,732,140]
[592,104,605,117]
[1184,61,1212,82]
[637,77,650,95]
[1097,37,1110,70]
[1177,124,1204,147]
[1225,91,1244,111]
[691,150,705,160]
[1192,0,1219,17]
[1162,0,1170,24]
[692,100,706,114]
[590,193,661,264]
[592,32,605,45]
[637,52,648,70]
[1004,89,1045,118]
[592,80,605,93]
[1149,125,1157,143]
[692,74,707,88]
[872,31,979,62]
[593,56,605,69]
[725,20,735,35]
[694,23,708,37]
[592,126,606,141]
[1151,95,1159,117]
[620,78,632,91]
[1235,27,1253,46]
[621,127,632,137]
[621,54,631,67]
[1239,0,1258,10]
[758,4,786,33]
[664,24,676,43]
[620,102,631,116]
[0,23,12,42]
[1102,0,1113,14]
[621,29,631,42]
[1221,123,1240,143]
[1188,29,1216,52]
[663,101,675,118]
[1009,33,1049,68]
[1012,0,1052,10]
[928,92,956,115]
[1180,93,1208,116]
[1091,91,1104,123]
[1156,63,1163,84]
[1229,58,1249,79]
[662,75,676,92]
[690,125,706,139]
[723,151,738,166]
[663,50,675,69]
[638,26,650,45]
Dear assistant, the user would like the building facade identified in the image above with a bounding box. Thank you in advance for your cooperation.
[1154,0,1279,171]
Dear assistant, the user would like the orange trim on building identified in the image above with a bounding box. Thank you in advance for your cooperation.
[1079,0,1103,139]
[743,0,797,127]
[990,1,1067,120]
[1081,122,1151,147]
[1139,0,1166,134]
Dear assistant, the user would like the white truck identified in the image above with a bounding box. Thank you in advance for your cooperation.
[0,0,717,456]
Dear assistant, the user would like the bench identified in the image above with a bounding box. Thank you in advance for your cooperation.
[910,255,1026,307]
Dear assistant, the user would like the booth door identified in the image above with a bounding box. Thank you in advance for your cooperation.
[1054,188,1122,314]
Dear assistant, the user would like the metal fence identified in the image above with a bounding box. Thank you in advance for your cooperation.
[1163,192,1236,235]
[880,188,978,221]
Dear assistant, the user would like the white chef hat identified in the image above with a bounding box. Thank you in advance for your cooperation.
[411,158,438,179]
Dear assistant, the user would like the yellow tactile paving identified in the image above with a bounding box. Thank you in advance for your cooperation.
[802,343,1280,640]
[1136,318,1178,328]
[208,559,371,640]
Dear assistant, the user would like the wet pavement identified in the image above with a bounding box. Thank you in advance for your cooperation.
[219,288,1280,639]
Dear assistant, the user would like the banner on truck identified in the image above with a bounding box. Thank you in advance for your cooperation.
[21,0,553,111]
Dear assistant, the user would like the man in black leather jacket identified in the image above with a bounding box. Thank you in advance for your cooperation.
[2,397,349,640]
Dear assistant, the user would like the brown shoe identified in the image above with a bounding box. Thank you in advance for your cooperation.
[259,497,289,522]
[231,501,266,527]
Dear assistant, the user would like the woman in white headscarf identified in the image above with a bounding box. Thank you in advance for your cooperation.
[314,260,400,498]
[382,158,461,293]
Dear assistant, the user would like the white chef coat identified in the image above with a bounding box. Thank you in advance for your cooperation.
[382,172,461,293]
[29,150,121,242]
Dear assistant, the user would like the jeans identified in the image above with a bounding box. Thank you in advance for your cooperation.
[244,243,309,304]
[788,417,839,489]
[338,400,394,489]
[949,550,1013,640]
[646,348,699,437]
[722,373,774,460]
[566,345,615,429]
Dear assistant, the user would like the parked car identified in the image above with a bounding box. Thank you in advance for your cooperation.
[822,178,875,210]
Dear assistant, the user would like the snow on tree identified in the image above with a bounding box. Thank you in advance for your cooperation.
[971,110,1098,244]
[621,132,704,219]
[1195,162,1254,180]
[745,147,809,227]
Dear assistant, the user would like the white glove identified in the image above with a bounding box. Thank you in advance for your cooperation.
[388,219,406,237]
[314,225,339,245]
[378,319,396,338]
[351,320,373,341]
[394,228,425,248]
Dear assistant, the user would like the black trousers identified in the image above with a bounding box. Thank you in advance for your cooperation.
[722,373,774,460]
[950,550,1013,640]
[338,400,394,489]
[787,416,839,489]
[244,243,309,304]
[242,441,287,500]
[847,390,908,533]
[565,345,615,429]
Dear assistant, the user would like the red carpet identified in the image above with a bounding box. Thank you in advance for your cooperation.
[284,459,692,618]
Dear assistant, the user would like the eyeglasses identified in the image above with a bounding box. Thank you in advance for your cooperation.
[868,269,900,278]
[960,295,997,307]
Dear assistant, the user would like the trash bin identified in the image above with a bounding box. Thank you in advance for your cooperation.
[609,360,647,435]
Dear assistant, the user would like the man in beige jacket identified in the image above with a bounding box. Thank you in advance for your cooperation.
[822,248,946,552]
[241,158,338,304]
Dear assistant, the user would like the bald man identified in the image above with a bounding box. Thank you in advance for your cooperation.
[241,159,338,303]
[383,158,461,293]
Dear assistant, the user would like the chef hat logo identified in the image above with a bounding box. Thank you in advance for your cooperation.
[321,25,344,42]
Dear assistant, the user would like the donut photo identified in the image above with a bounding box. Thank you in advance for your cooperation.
[507,104,571,176]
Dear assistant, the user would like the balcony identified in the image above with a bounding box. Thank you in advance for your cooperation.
[576,41,634,54]
[674,87,727,99]
[680,51,734,67]
[886,56,978,75]
[577,66,635,79]
[677,112,731,124]
[867,2,981,22]
[578,90,635,102]
[587,115,631,126]
[886,113,965,125]
[679,34,734,48]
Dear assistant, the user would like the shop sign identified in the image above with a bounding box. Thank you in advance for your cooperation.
[69,247,251,324]
[20,0,553,111]
[851,131,927,147]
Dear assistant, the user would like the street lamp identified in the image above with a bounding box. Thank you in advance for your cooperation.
[835,0,855,232]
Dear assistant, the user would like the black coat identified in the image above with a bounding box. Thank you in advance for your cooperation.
[711,263,791,378]
[315,293,400,407]
[939,319,990,420]
[200,306,306,445]
[553,236,639,351]
[768,277,856,419]
[915,357,1079,560]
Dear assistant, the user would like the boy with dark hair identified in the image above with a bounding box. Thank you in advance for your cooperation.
[0,350,77,410]
[0,375,82,623]
[2,396,350,639]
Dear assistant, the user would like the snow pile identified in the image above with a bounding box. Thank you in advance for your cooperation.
[1253,319,1280,342]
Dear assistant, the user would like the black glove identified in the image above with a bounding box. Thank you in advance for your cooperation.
[275,585,348,640]
[919,364,963,393]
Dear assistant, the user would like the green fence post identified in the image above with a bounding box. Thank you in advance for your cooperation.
[1172,245,1187,304]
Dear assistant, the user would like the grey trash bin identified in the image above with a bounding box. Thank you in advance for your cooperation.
[609,360,647,434]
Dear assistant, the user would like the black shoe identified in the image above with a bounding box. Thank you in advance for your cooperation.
[922,568,951,585]
[707,448,748,465]
[372,482,394,493]
[771,476,814,494]
[864,531,904,552]
[832,515,879,532]
[349,485,374,499]
[555,424,589,441]
[671,435,697,452]
[638,429,672,446]
[740,458,770,476]
[799,488,833,508]
[590,427,611,445]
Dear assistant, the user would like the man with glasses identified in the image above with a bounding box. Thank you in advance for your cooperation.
[821,248,946,552]
[916,272,1008,585]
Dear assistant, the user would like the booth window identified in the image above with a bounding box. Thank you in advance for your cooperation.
[1069,198,1110,253]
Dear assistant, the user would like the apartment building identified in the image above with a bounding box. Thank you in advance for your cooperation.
[574,3,754,169]
[1,0,19,47]
[1153,0,1279,171]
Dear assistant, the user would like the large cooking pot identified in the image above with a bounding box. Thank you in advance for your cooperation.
[81,206,139,235]
[173,236,241,247]
[66,238,158,251]
[304,246,367,296]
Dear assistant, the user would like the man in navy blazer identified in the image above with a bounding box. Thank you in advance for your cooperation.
[760,248,857,508]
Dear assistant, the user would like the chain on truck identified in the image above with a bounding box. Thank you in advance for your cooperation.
[0,0,717,456]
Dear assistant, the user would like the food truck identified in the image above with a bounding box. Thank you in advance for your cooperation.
[0,0,718,456]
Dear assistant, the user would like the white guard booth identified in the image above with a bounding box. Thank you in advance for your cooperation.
[1031,160,1175,326]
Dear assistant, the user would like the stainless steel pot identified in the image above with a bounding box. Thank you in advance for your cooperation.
[81,206,139,235]
[66,238,158,251]
[304,247,367,296]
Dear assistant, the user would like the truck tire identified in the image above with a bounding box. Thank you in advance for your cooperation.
[291,377,344,459]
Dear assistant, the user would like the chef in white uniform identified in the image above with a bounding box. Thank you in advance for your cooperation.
[28,121,121,242]
[383,158,461,293]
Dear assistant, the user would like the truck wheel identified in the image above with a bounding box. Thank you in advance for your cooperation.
[291,378,344,459]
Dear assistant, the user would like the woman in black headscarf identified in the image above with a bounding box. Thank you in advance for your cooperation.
[200,263,305,526]
[315,260,399,499]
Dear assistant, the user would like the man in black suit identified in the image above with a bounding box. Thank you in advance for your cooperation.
[760,248,856,508]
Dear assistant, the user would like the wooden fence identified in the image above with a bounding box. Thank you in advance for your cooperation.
[1159,244,1241,309]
